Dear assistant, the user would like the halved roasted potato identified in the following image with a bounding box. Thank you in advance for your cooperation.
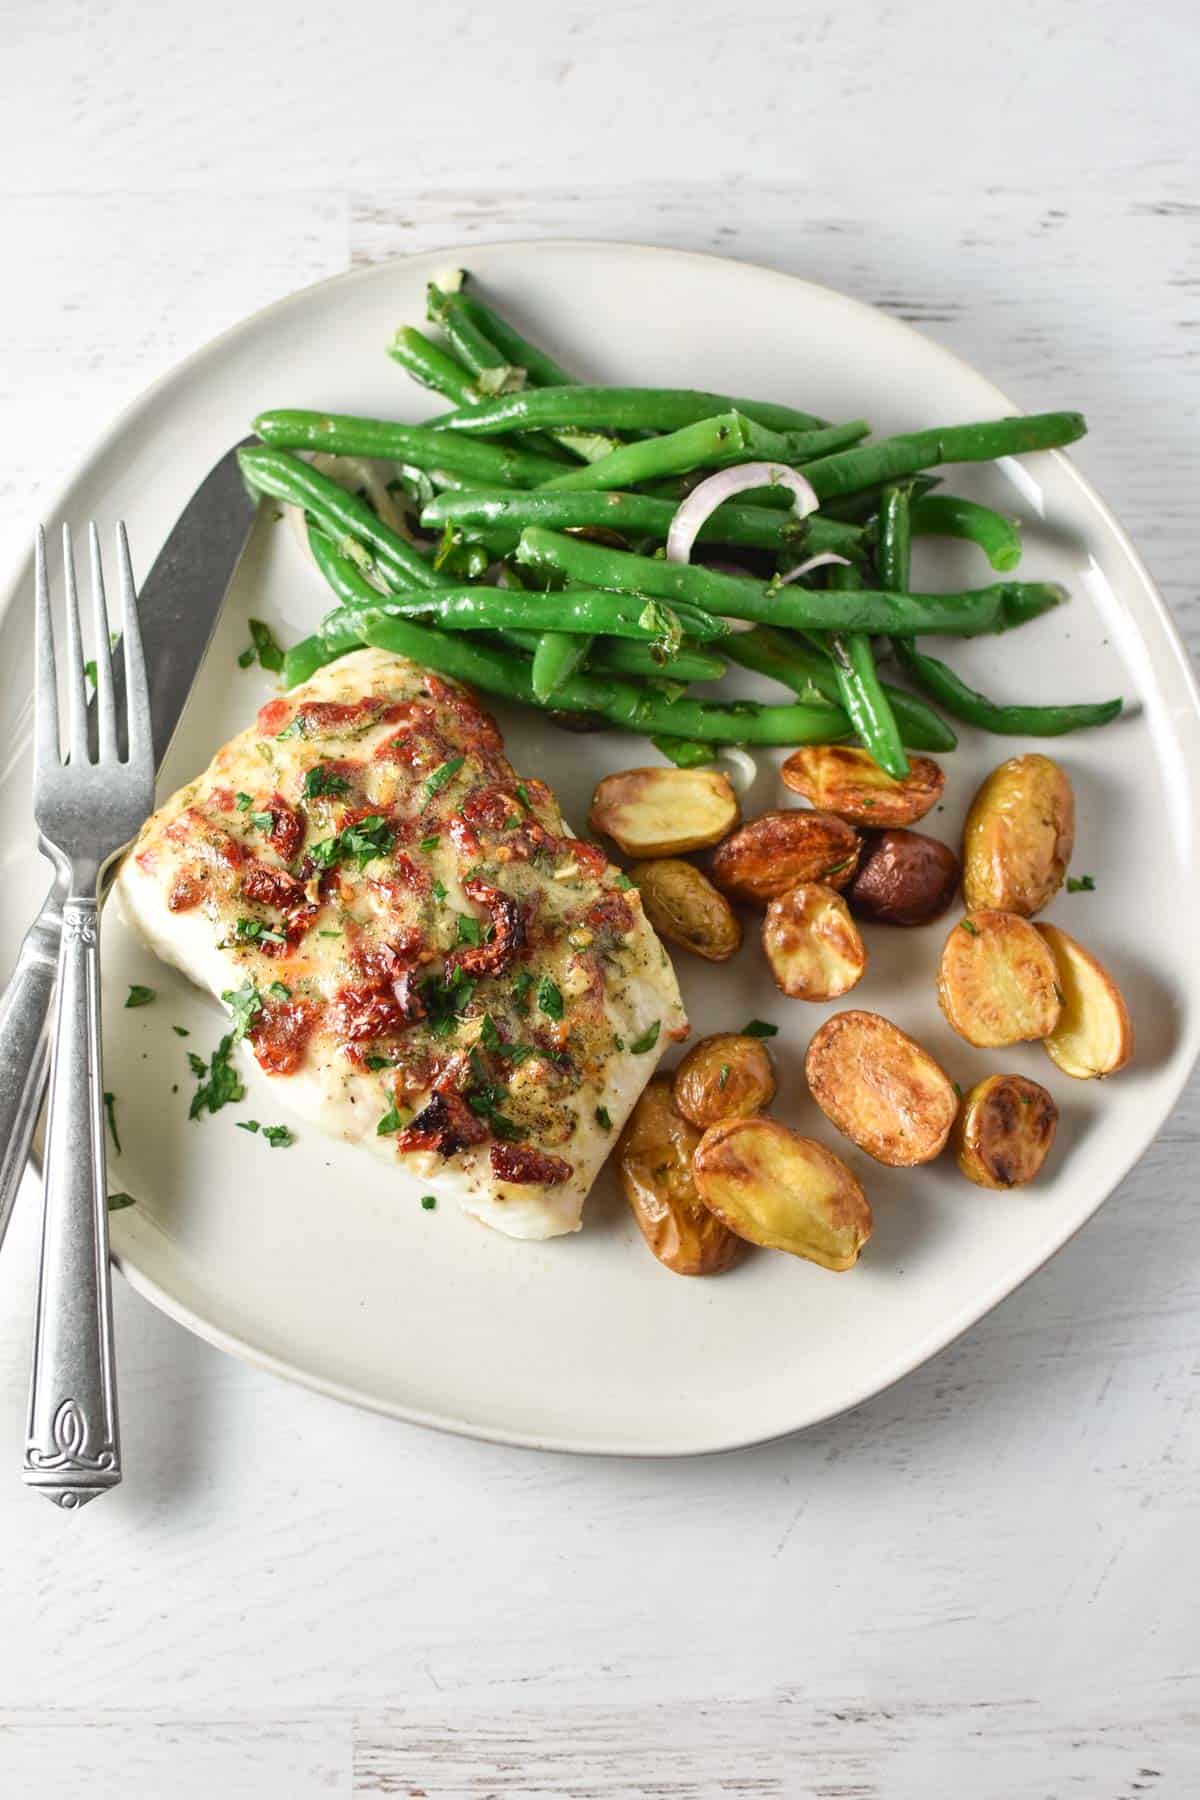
[952,1073,1059,1189]
[630,858,742,962]
[962,753,1075,917]
[589,766,739,857]
[618,1080,744,1276]
[709,809,860,906]
[673,1033,777,1129]
[762,882,866,1000]
[805,1009,957,1166]
[1037,923,1133,1079]
[781,744,944,826]
[937,910,1062,1048]
[693,1117,872,1270]
[848,828,961,927]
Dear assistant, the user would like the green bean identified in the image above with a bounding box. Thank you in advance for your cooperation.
[238,445,448,591]
[427,281,524,386]
[877,483,913,591]
[452,284,576,388]
[252,411,566,487]
[909,494,1023,572]
[651,736,718,768]
[720,626,955,752]
[822,563,908,778]
[801,412,1086,501]
[515,528,1065,637]
[893,640,1123,736]
[387,327,479,407]
[325,585,730,643]
[501,629,726,683]
[418,484,865,559]
[817,473,942,523]
[531,631,594,702]
[432,385,832,437]
[540,415,867,496]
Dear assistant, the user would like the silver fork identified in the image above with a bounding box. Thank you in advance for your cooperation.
[24,523,154,1509]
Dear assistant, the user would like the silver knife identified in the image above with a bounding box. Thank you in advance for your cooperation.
[0,440,258,1253]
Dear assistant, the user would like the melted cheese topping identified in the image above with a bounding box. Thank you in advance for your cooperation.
[117,648,688,1238]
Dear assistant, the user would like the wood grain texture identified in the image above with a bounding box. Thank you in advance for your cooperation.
[0,0,1196,1793]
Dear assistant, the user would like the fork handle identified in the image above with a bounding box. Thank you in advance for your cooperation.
[0,879,63,1256]
[24,893,121,1508]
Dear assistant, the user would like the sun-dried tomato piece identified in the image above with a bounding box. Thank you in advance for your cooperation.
[444,877,525,979]
[583,893,634,937]
[333,968,425,1044]
[256,698,292,737]
[241,862,309,912]
[167,870,204,912]
[263,794,304,863]
[490,1143,572,1186]
[394,1090,489,1156]
[248,999,319,1075]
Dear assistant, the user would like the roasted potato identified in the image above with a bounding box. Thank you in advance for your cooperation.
[618,1080,744,1276]
[693,1117,872,1270]
[630,859,742,962]
[709,809,860,906]
[673,1033,777,1129]
[805,1009,957,1166]
[962,753,1075,916]
[952,1074,1059,1189]
[847,828,961,927]
[762,882,866,1000]
[937,910,1062,1048]
[1037,923,1133,1079]
[781,744,944,826]
[589,766,739,857]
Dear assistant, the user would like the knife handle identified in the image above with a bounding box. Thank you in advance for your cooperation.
[0,880,62,1255]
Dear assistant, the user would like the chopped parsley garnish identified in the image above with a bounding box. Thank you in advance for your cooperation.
[268,981,291,1002]
[187,1052,208,1077]
[263,1124,294,1149]
[613,872,634,891]
[377,1102,407,1136]
[84,659,98,690]
[512,969,535,1011]
[221,980,263,1041]
[103,1091,121,1153]
[718,1064,730,1090]
[456,912,484,947]
[741,1019,779,1039]
[318,928,342,938]
[421,1194,438,1211]
[235,792,253,811]
[239,618,285,674]
[505,1043,539,1066]
[421,966,477,1036]
[537,975,564,1021]
[302,765,351,800]
[629,1020,661,1054]
[309,814,394,872]
[172,1025,190,1038]
[248,810,274,834]
[188,1033,246,1119]
[959,918,980,936]
[515,782,531,809]
[419,834,441,853]
[364,1054,393,1071]
[594,1105,612,1131]
[480,1013,503,1053]
[1067,874,1096,893]
[431,879,448,904]
[125,984,155,1009]
[107,1192,135,1212]
[275,715,309,741]
[237,1120,261,1134]
[637,597,684,662]
[234,917,287,948]
[423,755,465,804]
[465,1073,525,1139]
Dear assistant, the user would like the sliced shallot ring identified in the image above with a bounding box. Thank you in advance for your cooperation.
[777,551,851,587]
[666,463,819,564]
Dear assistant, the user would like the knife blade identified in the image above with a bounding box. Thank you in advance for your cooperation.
[0,440,259,1253]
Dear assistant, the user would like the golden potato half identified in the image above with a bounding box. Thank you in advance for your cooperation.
[781,743,944,826]
[630,859,742,962]
[673,1033,777,1130]
[618,1080,744,1276]
[709,809,860,906]
[763,882,866,1000]
[694,1117,872,1271]
[952,1074,1059,1189]
[589,766,739,857]
[805,1009,958,1166]
[937,910,1062,1048]
[1037,923,1134,1079]
[962,753,1075,917]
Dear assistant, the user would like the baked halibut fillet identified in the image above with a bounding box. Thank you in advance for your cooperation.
[117,647,687,1238]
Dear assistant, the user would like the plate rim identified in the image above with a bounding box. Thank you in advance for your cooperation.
[5,236,1199,1457]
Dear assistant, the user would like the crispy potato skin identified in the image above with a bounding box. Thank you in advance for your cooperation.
[693,1117,872,1270]
[709,809,860,906]
[630,859,742,961]
[762,882,866,1001]
[952,1073,1059,1189]
[805,1009,958,1166]
[937,909,1062,1049]
[781,744,945,826]
[673,1033,777,1129]
[1037,923,1134,1078]
[618,1079,744,1276]
[848,828,961,927]
[962,753,1075,917]
[589,766,739,857]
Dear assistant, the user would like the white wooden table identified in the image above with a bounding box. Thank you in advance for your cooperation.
[1,3,1196,1792]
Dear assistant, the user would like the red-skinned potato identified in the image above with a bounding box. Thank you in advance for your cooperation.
[847,828,961,927]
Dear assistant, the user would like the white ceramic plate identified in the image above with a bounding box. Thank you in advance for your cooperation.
[1,242,1197,1456]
